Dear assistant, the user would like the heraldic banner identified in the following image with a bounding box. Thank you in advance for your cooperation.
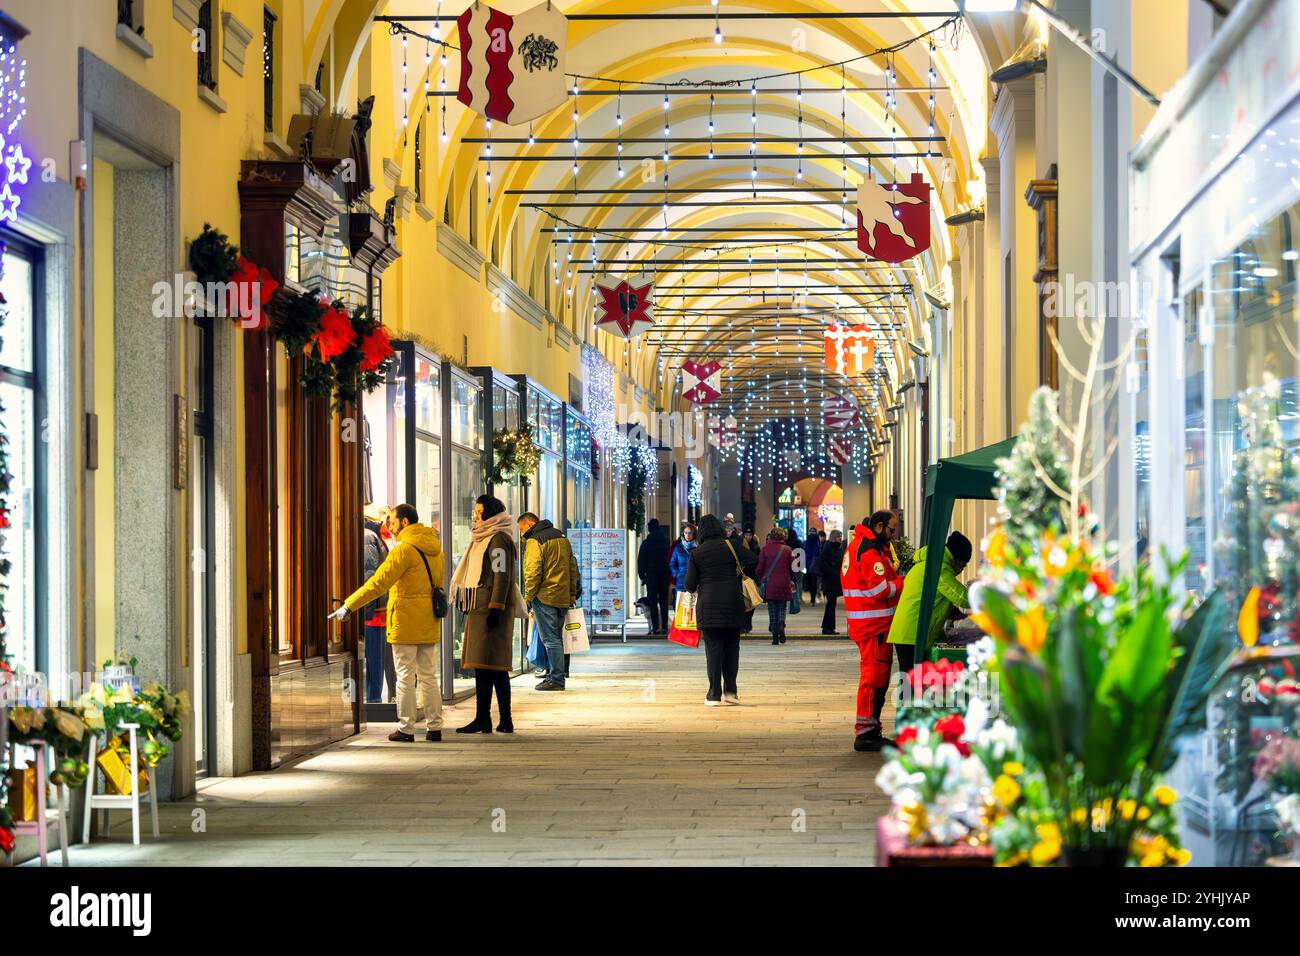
[458,2,569,126]
[856,171,931,264]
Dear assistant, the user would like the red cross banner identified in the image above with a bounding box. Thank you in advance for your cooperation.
[596,278,654,338]
[856,172,931,263]
[457,2,568,126]
[828,435,852,466]
[708,413,737,450]
[824,323,876,376]
[681,360,722,405]
[821,393,860,431]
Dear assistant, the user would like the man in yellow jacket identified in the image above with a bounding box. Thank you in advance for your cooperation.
[329,503,446,742]
[519,513,580,690]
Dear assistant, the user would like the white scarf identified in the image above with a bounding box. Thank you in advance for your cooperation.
[450,510,517,609]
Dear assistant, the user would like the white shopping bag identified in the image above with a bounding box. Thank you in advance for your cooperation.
[562,607,590,653]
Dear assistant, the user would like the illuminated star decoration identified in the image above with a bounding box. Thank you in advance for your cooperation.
[681,359,722,405]
[0,31,28,224]
[596,278,654,338]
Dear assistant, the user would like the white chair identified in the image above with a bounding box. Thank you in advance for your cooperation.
[82,724,159,846]
[4,739,70,867]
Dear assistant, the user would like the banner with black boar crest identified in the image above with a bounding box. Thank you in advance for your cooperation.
[457,1,569,126]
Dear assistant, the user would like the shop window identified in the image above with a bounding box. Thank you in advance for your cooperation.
[118,0,144,34]
[0,240,42,674]
[262,6,277,133]
[197,1,218,91]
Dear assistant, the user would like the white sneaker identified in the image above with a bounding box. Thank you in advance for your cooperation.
[705,698,723,706]
[722,693,740,705]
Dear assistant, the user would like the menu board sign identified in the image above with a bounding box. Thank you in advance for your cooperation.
[571,529,628,627]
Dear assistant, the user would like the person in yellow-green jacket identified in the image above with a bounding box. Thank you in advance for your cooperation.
[329,503,446,743]
[518,513,580,690]
[886,531,973,675]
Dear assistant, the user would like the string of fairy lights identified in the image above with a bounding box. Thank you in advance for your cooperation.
[381,9,959,483]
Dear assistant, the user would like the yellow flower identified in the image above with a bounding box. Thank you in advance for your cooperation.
[1139,851,1165,867]
[996,850,1030,868]
[1149,835,1170,855]
[1137,806,1152,821]
[1071,807,1087,824]
[1154,785,1177,806]
[82,708,106,731]
[1238,587,1260,647]
[986,529,1007,568]
[969,611,1010,643]
[1031,840,1061,865]
[992,775,1022,806]
[1171,847,1191,866]
[899,802,928,843]
[1016,605,1048,655]
[1002,761,1025,776]
[1035,822,1061,845]
[1118,799,1137,821]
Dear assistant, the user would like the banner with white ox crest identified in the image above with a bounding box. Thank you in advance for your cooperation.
[457,2,569,126]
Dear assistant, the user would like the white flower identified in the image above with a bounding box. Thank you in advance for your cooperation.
[966,636,996,672]
[912,745,935,769]
[965,696,989,737]
[875,761,913,796]
[1274,793,1300,833]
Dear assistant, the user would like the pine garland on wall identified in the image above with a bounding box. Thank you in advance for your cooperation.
[489,426,543,485]
[627,452,647,535]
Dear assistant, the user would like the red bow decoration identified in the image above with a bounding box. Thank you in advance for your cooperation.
[596,279,654,338]
[229,255,280,327]
[315,302,357,362]
[360,325,394,372]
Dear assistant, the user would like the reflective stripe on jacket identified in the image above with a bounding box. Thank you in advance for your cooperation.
[841,524,901,641]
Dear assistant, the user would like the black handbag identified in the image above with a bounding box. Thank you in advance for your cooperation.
[414,547,449,619]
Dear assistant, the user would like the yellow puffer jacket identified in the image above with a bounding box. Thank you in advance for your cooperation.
[344,523,445,644]
[522,520,579,608]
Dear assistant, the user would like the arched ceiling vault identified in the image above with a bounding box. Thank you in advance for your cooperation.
[351,0,997,447]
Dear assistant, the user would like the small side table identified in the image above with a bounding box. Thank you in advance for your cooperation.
[82,725,159,846]
[5,739,71,867]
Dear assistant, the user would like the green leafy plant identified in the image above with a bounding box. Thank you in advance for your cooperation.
[188,222,240,287]
[627,452,647,535]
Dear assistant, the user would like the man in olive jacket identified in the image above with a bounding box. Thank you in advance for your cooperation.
[330,503,446,742]
[519,513,580,690]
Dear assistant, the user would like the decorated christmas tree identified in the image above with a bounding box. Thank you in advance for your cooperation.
[994,386,1073,554]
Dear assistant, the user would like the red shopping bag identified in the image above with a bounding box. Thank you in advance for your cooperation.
[667,591,701,647]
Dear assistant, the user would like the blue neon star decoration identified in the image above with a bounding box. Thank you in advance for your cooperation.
[0,182,20,223]
[5,143,29,185]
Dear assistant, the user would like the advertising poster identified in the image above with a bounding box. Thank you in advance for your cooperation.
[572,529,627,627]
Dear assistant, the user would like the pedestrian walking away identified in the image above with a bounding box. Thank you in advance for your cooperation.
[638,518,672,635]
[519,511,581,690]
[816,529,845,635]
[755,527,795,644]
[685,513,758,705]
[330,503,446,742]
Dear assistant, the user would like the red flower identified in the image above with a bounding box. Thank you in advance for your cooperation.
[229,256,279,324]
[359,325,394,372]
[0,506,8,529]
[1090,566,1116,595]
[895,726,918,747]
[0,826,13,854]
[315,305,357,362]
[934,714,965,743]
[954,741,971,757]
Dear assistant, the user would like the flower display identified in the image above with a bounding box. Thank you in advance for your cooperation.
[314,302,357,362]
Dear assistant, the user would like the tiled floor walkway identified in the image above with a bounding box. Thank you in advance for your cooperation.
[66,638,890,866]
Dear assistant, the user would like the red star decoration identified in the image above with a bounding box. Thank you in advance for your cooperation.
[596,279,654,337]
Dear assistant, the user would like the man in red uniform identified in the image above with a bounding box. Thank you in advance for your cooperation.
[842,510,902,751]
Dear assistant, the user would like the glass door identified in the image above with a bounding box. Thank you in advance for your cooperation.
[190,313,217,773]
[445,367,484,698]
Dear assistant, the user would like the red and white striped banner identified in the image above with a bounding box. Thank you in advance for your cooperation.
[821,392,860,431]
[682,360,722,405]
[457,2,568,126]
[828,436,852,466]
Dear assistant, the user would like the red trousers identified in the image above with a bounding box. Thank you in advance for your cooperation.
[853,632,892,735]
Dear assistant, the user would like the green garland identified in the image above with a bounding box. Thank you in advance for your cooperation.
[188,222,239,287]
[489,426,542,485]
[627,454,647,535]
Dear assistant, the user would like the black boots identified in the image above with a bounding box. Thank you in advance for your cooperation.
[456,718,492,734]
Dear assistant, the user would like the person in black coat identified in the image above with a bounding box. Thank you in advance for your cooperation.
[637,518,672,635]
[684,513,759,705]
[815,529,846,635]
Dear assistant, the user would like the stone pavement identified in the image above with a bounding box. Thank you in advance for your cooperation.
[61,639,891,866]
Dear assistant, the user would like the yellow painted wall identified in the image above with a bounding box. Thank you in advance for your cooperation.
[92,157,115,669]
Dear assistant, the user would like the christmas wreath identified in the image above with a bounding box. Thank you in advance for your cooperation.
[188,223,279,324]
[627,453,648,535]
[489,426,543,485]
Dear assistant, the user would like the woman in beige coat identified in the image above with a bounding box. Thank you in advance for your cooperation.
[450,494,519,733]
